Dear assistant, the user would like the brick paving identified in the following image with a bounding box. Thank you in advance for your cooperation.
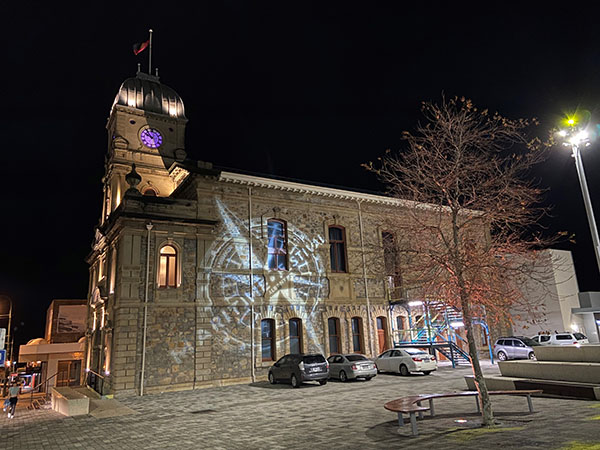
[1,362,599,449]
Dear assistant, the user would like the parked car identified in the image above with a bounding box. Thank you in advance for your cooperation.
[493,336,540,361]
[530,332,589,346]
[268,354,329,388]
[374,348,437,376]
[327,354,377,382]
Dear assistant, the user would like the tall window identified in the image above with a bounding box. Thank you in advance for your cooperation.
[329,226,347,272]
[267,219,287,270]
[382,231,402,293]
[289,318,303,354]
[158,245,177,288]
[396,316,405,330]
[261,319,275,361]
[351,317,363,353]
[328,318,341,354]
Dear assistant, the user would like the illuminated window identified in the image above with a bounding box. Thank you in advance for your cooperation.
[289,318,303,354]
[328,318,341,354]
[261,319,275,361]
[328,226,347,272]
[351,317,363,353]
[158,245,177,288]
[267,219,287,270]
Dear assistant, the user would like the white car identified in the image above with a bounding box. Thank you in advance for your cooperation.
[531,332,589,346]
[375,348,437,376]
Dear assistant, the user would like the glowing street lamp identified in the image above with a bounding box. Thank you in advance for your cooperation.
[558,120,600,275]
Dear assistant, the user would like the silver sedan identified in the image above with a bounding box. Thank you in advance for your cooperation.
[327,354,378,382]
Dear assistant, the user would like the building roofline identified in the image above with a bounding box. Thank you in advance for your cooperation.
[219,171,422,208]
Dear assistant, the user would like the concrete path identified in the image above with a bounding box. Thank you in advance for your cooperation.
[1,362,599,449]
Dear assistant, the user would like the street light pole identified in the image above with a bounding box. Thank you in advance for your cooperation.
[571,143,600,274]
[559,121,600,276]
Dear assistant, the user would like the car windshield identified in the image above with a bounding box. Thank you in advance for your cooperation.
[346,355,368,362]
[404,348,428,355]
[574,333,587,340]
[519,337,540,347]
[303,355,326,364]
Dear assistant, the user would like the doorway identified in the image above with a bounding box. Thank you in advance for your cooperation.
[56,360,81,387]
[376,316,388,353]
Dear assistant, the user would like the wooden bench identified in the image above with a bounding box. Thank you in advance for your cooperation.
[384,389,543,437]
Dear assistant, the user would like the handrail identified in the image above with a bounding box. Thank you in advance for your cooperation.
[30,372,60,406]
[86,369,105,379]
[86,369,105,396]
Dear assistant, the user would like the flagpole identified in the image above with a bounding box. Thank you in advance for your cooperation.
[148,29,153,75]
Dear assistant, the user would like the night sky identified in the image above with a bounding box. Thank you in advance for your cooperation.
[3,3,600,349]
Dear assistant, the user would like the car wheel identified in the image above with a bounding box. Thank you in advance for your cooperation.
[291,374,300,388]
[319,380,327,386]
[497,351,507,361]
[422,371,432,375]
[399,364,410,376]
[528,352,536,360]
[268,372,276,384]
[339,371,348,382]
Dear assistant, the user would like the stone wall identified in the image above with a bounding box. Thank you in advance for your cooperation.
[88,173,489,397]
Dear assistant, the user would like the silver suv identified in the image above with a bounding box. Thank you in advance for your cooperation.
[493,336,540,361]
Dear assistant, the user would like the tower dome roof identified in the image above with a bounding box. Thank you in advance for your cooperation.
[112,72,186,119]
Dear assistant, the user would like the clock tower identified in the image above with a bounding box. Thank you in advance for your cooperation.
[101,70,188,222]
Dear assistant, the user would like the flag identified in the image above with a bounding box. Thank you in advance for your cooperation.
[133,40,150,55]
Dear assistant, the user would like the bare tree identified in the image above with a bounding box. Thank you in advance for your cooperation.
[365,97,557,427]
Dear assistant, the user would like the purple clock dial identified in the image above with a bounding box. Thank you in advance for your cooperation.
[140,128,163,148]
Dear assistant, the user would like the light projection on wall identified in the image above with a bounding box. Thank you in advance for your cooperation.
[206,199,329,354]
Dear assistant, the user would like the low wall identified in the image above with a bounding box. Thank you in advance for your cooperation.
[534,345,600,363]
[499,361,600,384]
[51,387,89,416]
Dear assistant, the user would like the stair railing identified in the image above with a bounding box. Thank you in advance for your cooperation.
[29,372,59,407]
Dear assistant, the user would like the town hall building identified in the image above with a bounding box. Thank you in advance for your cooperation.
[84,70,581,397]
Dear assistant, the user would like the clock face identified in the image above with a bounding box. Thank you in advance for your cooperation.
[140,128,163,148]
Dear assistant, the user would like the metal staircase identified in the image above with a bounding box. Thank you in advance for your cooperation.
[390,299,492,368]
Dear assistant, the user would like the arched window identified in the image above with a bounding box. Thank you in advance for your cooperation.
[158,245,178,288]
[261,319,275,361]
[143,187,157,196]
[267,219,287,270]
[351,317,363,353]
[289,318,303,354]
[328,317,341,354]
[328,226,347,272]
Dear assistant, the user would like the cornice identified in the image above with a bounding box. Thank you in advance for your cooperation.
[218,172,415,207]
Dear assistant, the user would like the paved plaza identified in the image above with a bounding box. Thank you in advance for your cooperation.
[1,362,599,449]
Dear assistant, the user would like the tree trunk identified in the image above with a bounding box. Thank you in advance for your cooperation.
[461,294,495,427]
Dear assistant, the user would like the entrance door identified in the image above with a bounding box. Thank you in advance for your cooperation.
[377,317,388,353]
[56,360,81,387]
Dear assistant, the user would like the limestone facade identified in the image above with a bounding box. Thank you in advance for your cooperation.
[85,71,480,397]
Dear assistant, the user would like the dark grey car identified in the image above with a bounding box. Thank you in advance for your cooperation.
[268,354,329,388]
